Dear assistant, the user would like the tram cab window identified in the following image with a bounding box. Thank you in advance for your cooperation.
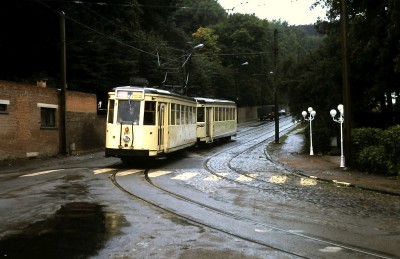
[144,101,156,125]
[197,107,205,122]
[107,100,115,123]
[117,100,140,125]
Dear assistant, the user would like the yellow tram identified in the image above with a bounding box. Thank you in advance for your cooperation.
[195,97,237,143]
[105,86,237,163]
[105,86,197,161]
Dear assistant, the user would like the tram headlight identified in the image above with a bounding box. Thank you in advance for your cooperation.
[123,135,130,143]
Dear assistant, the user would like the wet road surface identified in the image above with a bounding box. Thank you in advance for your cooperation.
[0,118,399,258]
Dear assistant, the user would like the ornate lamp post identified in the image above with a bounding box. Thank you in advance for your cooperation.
[302,107,316,155]
[330,104,345,168]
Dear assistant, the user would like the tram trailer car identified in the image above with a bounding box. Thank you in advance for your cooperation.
[105,86,238,162]
[195,97,237,143]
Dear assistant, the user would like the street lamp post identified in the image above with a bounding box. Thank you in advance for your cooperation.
[302,107,316,155]
[234,61,248,102]
[330,104,345,168]
[181,43,204,88]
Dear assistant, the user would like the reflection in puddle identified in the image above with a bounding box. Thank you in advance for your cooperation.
[0,202,128,258]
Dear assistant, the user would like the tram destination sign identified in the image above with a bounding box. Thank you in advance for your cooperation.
[115,88,144,100]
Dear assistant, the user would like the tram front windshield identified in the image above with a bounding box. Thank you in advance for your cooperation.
[117,100,140,125]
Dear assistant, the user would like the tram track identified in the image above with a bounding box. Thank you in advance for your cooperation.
[202,117,296,191]
[110,167,391,258]
[108,118,395,258]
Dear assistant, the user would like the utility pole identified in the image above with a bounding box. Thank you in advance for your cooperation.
[273,29,279,144]
[340,0,352,165]
[60,11,67,154]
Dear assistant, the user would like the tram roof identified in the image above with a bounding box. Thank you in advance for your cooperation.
[110,86,196,101]
[194,97,236,106]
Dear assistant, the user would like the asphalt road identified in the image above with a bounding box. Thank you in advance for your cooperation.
[0,118,399,258]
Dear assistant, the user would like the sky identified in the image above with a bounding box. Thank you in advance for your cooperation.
[217,0,327,25]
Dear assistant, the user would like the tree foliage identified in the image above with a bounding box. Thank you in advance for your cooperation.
[1,0,398,133]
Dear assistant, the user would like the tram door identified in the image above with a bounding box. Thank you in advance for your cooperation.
[158,103,167,152]
[206,107,213,141]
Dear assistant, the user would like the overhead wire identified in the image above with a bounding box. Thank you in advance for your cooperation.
[32,0,274,70]
[33,0,179,64]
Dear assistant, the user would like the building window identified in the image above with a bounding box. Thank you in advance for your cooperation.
[0,100,10,114]
[37,103,58,129]
[41,108,56,128]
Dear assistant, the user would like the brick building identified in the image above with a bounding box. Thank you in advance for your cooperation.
[0,80,106,161]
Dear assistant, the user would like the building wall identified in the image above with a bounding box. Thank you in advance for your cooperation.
[238,106,259,123]
[0,80,105,161]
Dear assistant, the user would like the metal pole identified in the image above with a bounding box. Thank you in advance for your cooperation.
[60,11,67,154]
[273,29,279,144]
[340,0,352,165]
[309,119,314,155]
[340,118,345,167]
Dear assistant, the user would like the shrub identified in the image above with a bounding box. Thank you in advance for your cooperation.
[352,127,383,153]
[381,125,400,175]
[354,145,387,173]
[352,126,400,175]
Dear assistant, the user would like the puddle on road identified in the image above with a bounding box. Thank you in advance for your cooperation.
[0,202,129,258]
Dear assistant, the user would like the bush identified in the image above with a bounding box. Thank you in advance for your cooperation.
[352,127,383,153]
[352,126,400,175]
[381,125,400,175]
[354,145,387,173]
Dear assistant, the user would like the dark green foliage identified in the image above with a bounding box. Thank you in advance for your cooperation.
[352,128,384,153]
[352,126,400,175]
[355,145,387,173]
[381,125,400,175]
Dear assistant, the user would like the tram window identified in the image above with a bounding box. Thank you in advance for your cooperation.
[107,100,115,123]
[117,100,140,124]
[170,104,174,125]
[190,107,195,124]
[176,104,181,125]
[171,103,176,125]
[183,106,188,124]
[197,107,205,122]
[144,101,156,125]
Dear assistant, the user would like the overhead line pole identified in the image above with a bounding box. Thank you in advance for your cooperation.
[340,0,352,165]
[60,11,67,154]
[273,29,280,144]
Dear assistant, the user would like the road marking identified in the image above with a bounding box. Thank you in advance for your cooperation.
[171,172,198,180]
[203,175,220,181]
[319,246,343,253]
[20,169,65,177]
[300,178,317,186]
[203,173,229,181]
[332,180,351,186]
[235,174,257,182]
[268,175,287,184]
[117,169,142,176]
[255,228,273,233]
[93,168,115,174]
[148,170,172,178]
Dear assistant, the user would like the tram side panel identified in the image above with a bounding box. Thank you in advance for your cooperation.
[163,100,197,153]
[212,106,237,140]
